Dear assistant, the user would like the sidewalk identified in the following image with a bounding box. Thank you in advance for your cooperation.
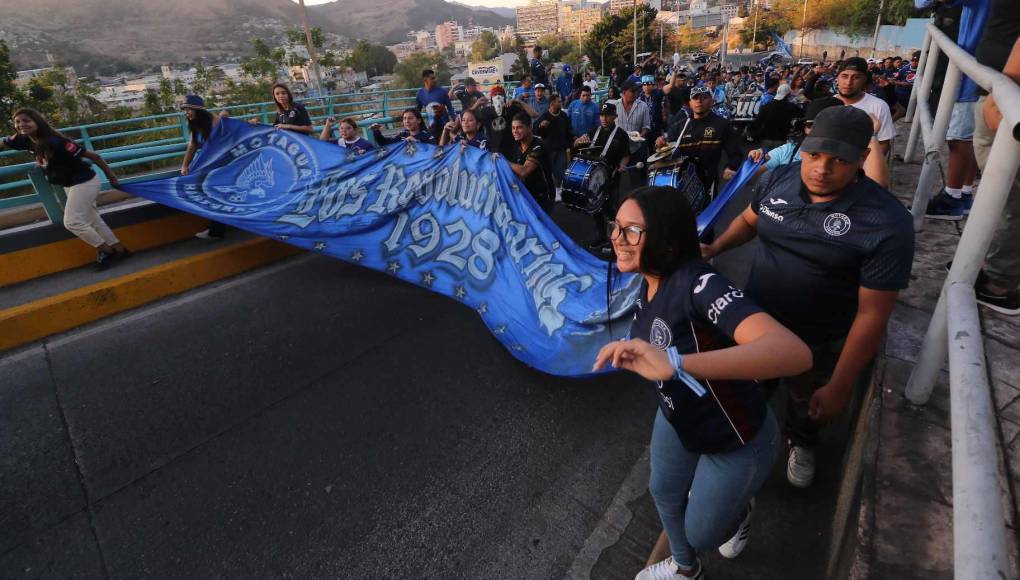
[849,122,1020,578]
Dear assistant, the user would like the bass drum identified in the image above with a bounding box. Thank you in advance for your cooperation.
[561,157,611,215]
[647,160,709,214]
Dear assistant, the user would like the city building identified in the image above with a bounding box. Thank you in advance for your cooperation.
[560,4,604,36]
[435,21,460,50]
[516,0,560,43]
[609,0,648,15]
[14,66,78,89]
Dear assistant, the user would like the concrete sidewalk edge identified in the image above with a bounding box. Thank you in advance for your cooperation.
[0,238,302,352]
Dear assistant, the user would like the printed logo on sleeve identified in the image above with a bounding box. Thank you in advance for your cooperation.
[706,285,745,324]
[693,273,715,294]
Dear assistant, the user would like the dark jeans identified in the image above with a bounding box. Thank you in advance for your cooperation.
[549,149,567,188]
[765,338,871,448]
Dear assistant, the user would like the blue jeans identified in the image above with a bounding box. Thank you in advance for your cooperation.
[649,407,779,567]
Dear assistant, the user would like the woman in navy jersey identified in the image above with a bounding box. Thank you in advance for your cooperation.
[2,108,127,269]
[438,108,488,149]
[249,83,313,135]
[320,116,375,153]
[370,109,436,145]
[593,186,812,580]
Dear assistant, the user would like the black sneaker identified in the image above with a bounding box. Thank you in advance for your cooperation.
[925,190,964,221]
[95,250,115,271]
[976,286,1020,316]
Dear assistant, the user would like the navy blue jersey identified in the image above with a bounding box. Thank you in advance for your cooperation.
[337,137,375,153]
[747,163,914,344]
[274,103,312,129]
[372,127,436,146]
[2,133,95,187]
[630,261,768,454]
[453,133,488,150]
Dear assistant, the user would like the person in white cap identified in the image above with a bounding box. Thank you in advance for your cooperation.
[748,82,803,151]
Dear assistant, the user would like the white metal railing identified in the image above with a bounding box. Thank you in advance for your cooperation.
[900,23,1019,580]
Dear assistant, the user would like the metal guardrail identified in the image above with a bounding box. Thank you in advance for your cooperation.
[900,22,1019,580]
[1,80,605,226]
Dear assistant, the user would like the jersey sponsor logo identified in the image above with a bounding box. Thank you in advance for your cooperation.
[650,317,673,348]
[759,203,784,222]
[703,127,715,138]
[823,212,852,236]
[706,286,744,324]
[693,273,715,294]
[768,197,788,205]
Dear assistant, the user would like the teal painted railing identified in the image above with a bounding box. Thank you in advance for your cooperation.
[2,80,606,225]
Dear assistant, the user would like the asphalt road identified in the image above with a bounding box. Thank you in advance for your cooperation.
[1,173,845,579]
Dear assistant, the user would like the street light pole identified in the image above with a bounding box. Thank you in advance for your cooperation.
[751,0,759,53]
[633,0,638,67]
[602,39,618,76]
[297,0,324,95]
[799,0,807,59]
[870,0,886,59]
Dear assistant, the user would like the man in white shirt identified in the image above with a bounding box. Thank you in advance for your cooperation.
[614,80,651,155]
[584,71,599,94]
[835,57,896,155]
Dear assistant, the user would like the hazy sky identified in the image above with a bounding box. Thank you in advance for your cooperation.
[300,0,529,8]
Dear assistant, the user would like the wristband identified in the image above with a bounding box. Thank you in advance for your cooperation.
[666,346,707,397]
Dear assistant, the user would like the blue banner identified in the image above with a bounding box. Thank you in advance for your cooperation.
[122,119,641,376]
[773,33,794,59]
[697,158,764,239]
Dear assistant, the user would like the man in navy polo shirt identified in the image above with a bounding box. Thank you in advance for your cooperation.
[703,106,914,489]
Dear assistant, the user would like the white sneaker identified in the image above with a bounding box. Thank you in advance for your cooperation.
[718,499,754,559]
[635,557,704,580]
[195,229,214,240]
[787,445,815,488]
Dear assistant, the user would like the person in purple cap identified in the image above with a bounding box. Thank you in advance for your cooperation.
[705,105,914,491]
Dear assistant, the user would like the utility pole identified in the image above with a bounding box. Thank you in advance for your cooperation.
[870,0,886,59]
[297,0,324,96]
[799,0,808,59]
[751,0,759,53]
[633,0,638,67]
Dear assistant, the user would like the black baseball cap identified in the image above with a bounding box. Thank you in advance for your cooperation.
[600,102,617,115]
[804,96,843,122]
[800,106,872,161]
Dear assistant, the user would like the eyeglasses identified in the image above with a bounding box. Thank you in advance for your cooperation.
[607,221,645,245]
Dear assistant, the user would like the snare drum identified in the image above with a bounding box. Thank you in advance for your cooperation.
[646,161,709,214]
[561,158,610,214]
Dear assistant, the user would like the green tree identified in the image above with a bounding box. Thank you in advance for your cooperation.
[0,41,20,132]
[344,41,397,76]
[393,52,450,89]
[509,35,529,79]
[470,31,501,61]
[583,6,659,72]
[536,33,581,68]
[241,37,285,81]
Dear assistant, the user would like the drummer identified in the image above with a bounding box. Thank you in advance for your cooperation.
[656,85,743,198]
[572,102,631,251]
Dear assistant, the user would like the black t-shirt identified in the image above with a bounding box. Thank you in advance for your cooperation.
[454,88,484,110]
[750,98,802,141]
[533,109,572,151]
[975,0,1020,74]
[747,163,914,344]
[274,102,312,128]
[511,136,553,202]
[577,123,631,171]
[2,133,96,187]
[478,102,526,158]
[664,111,742,192]
[666,86,691,116]
[630,261,767,454]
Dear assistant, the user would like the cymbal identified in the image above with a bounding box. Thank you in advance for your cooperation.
[646,148,674,163]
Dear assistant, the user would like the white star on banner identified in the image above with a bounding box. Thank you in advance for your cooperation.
[421,271,436,287]
[350,250,364,262]
[476,303,488,315]
[494,325,506,335]
[454,286,467,299]
[313,241,327,252]
[387,261,401,274]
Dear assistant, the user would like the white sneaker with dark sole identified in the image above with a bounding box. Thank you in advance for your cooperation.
[635,557,704,580]
[718,499,754,559]
[787,445,815,488]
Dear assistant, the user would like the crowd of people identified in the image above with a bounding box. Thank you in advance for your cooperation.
[3,9,1018,575]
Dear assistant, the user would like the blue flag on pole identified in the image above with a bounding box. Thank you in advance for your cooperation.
[772,33,794,59]
[121,119,641,376]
